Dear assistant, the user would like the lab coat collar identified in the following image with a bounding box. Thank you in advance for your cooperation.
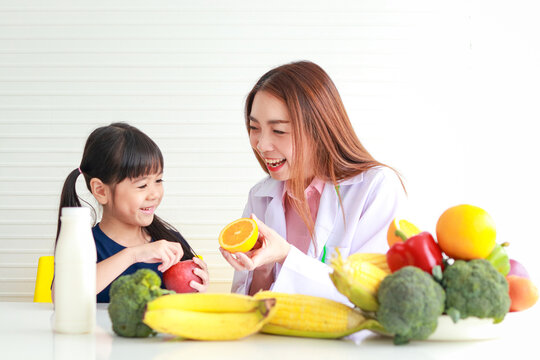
[253,176,284,199]
[252,172,365,199]
[252,173,366,260]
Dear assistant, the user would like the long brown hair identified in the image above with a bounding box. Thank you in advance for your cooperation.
[245,61,399,241]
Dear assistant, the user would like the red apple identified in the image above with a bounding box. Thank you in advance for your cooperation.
[163,260,202,293]
[508,259,530,279]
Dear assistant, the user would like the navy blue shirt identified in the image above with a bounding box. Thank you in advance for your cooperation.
[94,224,186,303]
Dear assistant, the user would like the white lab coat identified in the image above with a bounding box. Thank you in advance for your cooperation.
[231,166,405,305]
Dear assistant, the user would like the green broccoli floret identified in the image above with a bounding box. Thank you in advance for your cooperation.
[108,268,175,337]
[442,259,510,323]
[377,266,445,345]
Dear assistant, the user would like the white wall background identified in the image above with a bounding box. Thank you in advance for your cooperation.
[1,0,539,301]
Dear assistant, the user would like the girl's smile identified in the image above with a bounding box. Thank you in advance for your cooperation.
[139,206,156,215]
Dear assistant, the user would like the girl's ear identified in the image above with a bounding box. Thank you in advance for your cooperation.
[90,178,110,205]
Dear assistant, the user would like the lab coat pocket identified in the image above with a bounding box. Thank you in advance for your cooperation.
[322,246,350,264]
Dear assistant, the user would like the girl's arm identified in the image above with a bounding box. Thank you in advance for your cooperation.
[96,240,185,294]
[96,248,137,294]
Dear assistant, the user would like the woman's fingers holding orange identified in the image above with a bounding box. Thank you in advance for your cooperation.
[219,247,245,271]
[234,251,256,271]
[250,214,267,232]
[251,214,279,240]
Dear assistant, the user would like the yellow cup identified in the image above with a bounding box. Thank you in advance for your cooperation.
[33,256,54,303]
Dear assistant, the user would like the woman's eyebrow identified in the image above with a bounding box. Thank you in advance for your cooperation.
[249,115,289,124]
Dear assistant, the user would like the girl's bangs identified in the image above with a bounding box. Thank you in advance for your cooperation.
[119,140,164,180]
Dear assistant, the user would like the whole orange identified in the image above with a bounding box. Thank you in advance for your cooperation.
[435,204,496,260]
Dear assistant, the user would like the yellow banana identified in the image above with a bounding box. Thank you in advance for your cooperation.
[253,291,383,338]
[143,303,275,341]
[146,293,261,313]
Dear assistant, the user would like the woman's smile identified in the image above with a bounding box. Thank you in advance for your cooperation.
[265,158,287,172]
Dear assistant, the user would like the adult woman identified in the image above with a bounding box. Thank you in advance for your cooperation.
[219,61,405,303]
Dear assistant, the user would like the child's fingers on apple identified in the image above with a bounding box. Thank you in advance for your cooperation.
[193,267,209,284]
[161,248,176,271]
[192,256,208,271]
[189,280,205,293]
[172,242,184,260]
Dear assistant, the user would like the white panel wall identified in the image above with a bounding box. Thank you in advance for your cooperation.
[1,0,539,301]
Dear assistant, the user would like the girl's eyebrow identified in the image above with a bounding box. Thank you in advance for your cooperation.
[249,115,289,124]
[131,173,163,182]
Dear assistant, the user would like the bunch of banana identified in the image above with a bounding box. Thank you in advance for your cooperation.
[253,291,385,339]
[142,293,276,340]
[329,251,389,312]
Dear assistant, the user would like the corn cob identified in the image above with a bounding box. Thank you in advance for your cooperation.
[253,291,383,338]
[329,250,389,311]
[347,252,391,273]
[340,256,389,294]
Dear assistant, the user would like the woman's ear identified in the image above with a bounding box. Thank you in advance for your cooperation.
[90,178,110,205]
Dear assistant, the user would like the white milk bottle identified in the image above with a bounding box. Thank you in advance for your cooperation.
[53,207,96,334]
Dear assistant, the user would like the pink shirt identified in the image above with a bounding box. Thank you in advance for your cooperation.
[248,177,326,295]
[282,178,326,254]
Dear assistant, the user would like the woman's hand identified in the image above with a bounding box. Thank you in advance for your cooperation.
[190,257,209,292]
[219,214,291,271]
[131,240,184,272]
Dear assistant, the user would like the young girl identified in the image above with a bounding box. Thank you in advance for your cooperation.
[220,61,405,303]
[55,122,209,302]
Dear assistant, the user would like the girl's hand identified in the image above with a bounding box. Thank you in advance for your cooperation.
[131,240,184,272]
[190,257,209,292]
[219,214,291,271]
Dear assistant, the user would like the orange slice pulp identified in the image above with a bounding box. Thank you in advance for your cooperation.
[218,218,259,253]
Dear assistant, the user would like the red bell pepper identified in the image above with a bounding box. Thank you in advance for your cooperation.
[386,231,444,274]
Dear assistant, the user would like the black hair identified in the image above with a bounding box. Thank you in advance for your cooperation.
[55,122,196,259]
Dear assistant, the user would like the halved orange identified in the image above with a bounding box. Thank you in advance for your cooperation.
[387,218,421,247]
[218,218,259,253]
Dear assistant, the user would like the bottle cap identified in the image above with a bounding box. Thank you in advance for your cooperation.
[61,207,91,217]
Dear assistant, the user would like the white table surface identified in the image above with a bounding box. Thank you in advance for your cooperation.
[1,301,538,360]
